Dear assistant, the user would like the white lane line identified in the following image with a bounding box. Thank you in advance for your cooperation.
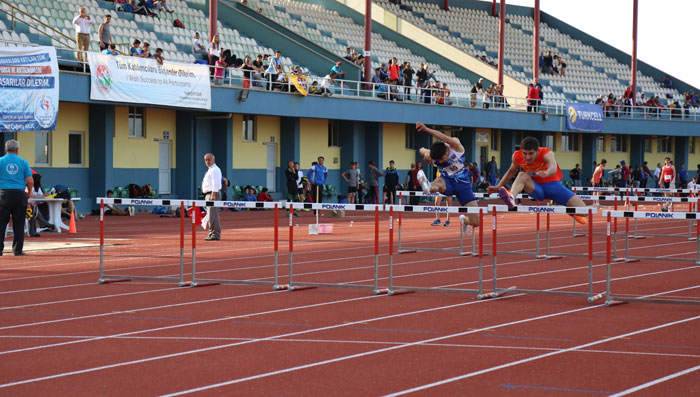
[1,335,698,359]
[609,364,700,396]
[384,316,700,396]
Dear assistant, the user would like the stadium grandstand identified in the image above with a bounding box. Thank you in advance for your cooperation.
[0,0,698,214]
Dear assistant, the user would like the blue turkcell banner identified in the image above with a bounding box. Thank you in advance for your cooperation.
[0,46,59,132]
[565,102,603,132]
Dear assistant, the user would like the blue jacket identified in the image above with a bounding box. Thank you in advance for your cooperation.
[308,164,327,185]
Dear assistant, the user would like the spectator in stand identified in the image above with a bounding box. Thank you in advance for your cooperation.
[543,51,554,74]
[152,0,174,13]
[539,51,545,73]
[192,32,208,59]
[73,8,96,63]
[251,54,265,86]
[308,157,328,203]
[661,75,673,88]
[330,61,345,80]
[238,56,254,87]
[619,160,630,188]
[416,63,428,100]
[534,79,543,111]
[556,55,566,76]
[486,156,498,186]
[101,43,118,55]
[527,83,539,112]
[388,57,400,83]
[402,62,414,101]
[343,47,353,61]
[318,72,336,97]
[678,164,689,188]
[595,94,604,105]
[265,50,282,90]
[483,84,494,109]
[153,48,164,65]
[97,14,112,52]
[207,34,221,73]
[257,188,274,202]
[383,160,399,204]
[367,161,383,204]
[378,63,389,82]
[141,42,152,58]
[470,78,484,108]
[569,163,582,187]
[442,83,453,105]
[130,39,142,56]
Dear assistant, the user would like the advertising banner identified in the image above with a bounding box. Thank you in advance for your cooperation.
[88,53,211,109]
[565,102,604,132]
[0,46,59,132]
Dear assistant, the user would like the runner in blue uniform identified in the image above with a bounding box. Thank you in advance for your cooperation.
[415,122,479,234]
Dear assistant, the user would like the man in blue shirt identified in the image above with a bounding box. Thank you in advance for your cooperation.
[0,140,33,256]
[330,62,345,80]
[308,156,328,203]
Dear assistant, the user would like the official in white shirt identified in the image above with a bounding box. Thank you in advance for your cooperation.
[202,153,222,240]
[73,8,96,63]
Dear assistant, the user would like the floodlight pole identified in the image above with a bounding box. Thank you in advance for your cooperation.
[497,0,505,86]
[631,0,638,104]
[492,0,497,17]
[209,0,217,41]
[364,0,372,85]
[533,0,540,81]
[443,0,448,11]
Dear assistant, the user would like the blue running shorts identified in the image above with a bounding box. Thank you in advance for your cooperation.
[528,180,575,206]
[442,176,476,206]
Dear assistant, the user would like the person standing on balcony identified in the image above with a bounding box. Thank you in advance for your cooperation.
[73,8,96,63]
[98,14,112,52]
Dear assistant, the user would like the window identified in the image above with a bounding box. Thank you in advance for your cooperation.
[242,114,256,142]
[514,132,525,150]
[596,135,605,152]
[561,133,579,152]
[543,133,555,151]
[34,131,49,165]
[128,107,145,138]
[644,137,652,153]
[68,132,83,166]
[690,137,696,154]
[405,124,415,149]
[610,134,627,152]
[328,120,340,147]
[490,130,499,151]
[657,136,672,153]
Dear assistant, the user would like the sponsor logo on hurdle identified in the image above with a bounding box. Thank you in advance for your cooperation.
[648,197,672,202]
[422,206,449,213]
[527,206,556,213]
[223,201,249,208]
[131,199,154,205]
[321,204,347,210]
[644,212,674,218]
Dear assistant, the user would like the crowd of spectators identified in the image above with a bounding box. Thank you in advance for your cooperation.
[470,78,508,109]
[594,84,698,118]
[539,51,566,76]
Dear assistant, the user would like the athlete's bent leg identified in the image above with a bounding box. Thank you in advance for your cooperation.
[430,177,446,194]
[512,172,536,197]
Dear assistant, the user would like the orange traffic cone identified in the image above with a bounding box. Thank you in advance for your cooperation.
[68,211,77,234]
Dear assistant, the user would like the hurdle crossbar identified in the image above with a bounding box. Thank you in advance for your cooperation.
[478,205,604,301]
[604,211,700,306]
[576,187,696,194]
[382,205,490,296]
[96,198,190,285]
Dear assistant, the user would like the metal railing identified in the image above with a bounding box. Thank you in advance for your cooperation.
[2,39,698,121]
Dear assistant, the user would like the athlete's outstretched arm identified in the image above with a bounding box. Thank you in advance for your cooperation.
[415,122,464,153]
[418,148,433,163]
[488,155,519,193]
[535,151,558,179]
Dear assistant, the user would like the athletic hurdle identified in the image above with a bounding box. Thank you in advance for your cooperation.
[602,210,700,306]
[96,198,191,286]
[394,190,528,256]
[478,204,604,302]
[276,202,388,293]
[187,200,283,288]
[380,205,489,296]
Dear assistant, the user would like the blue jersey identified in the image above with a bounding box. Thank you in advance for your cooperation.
[0,153,31,190]
[434,145,469,181]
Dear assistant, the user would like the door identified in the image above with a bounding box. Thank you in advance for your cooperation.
[479,145,488,172]
[266,142,276,192]
[158,140,171,195]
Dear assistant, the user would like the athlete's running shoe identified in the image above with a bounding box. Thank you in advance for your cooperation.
[416,169,431,194]
[443,220,451,227]
[431,219,441,226]
[459,215,470,235]
[498,187,515,208]
[572,214,586,225]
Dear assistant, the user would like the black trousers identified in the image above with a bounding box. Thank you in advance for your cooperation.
[0,190,28,254]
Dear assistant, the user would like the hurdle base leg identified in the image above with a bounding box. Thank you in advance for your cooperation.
[98,278,131,284]
[633,235,647,240]
[398,249,417,254]
[478,286,516,300]
[387,289,414,296]
[587,292,606,303]
[572,233,586,238]
[178,281,192,287]
[605,300,629,307]
[536,255,563,260]
[282,285,317,291]
[190,282,220,288]
[614,257,640,263]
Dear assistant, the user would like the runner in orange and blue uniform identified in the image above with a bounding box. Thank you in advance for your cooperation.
[488,136,588,224]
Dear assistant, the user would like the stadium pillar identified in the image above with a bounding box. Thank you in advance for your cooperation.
[497,0,505,86]
[281,116,301,193]
[629,135,643,169]
[500,130,517,176]
[675,136,689,170]
[339,121,364,194]
[363,0,371,85]
[209,0,218,42]
[581,133,596,184]
[365,122,383,171]
[630,0,638,103]
[533,0,540,81]
[88,104,115,208]
[443,0,448,11]
[176,112,196,199]
[492,0,497,17]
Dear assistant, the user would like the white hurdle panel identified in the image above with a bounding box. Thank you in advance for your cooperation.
[576,187,696,194]
[602,210,700,306]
